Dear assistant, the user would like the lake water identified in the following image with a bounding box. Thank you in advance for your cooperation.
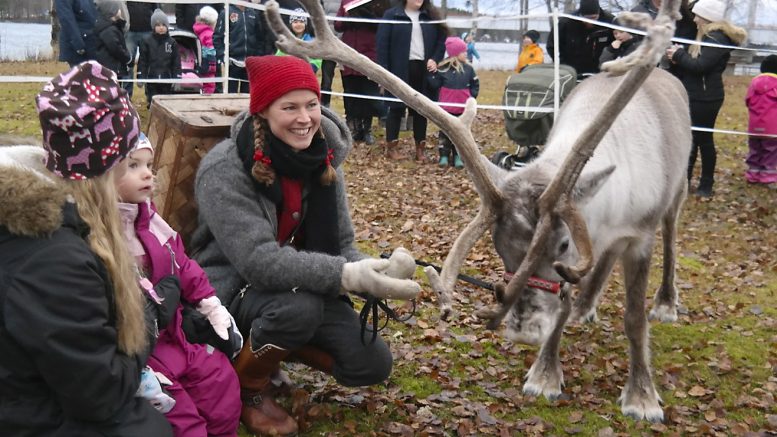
[0,22,54,60]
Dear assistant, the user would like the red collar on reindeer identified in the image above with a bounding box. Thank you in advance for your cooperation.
[503,272,563,294]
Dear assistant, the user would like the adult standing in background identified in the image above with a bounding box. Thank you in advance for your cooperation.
[546,0,615,78]
[55,0,97,66]
[214,2,274,93]
[666,0,747,197]
[125,2,159,97]
[377,0,447,162]
[175,3,222,33]
[335,0,385,145]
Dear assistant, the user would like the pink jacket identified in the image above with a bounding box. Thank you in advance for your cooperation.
[192,22,214,49]
[746,73,777,136]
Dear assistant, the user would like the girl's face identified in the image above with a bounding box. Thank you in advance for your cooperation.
[405,0,424,11]
[291,20,306,36]
[260,89,321,152]
[116,148,154,204]
[155,23,167,35]
[456,52,467,62]
[693,14,710,27]
[613,29,632,42]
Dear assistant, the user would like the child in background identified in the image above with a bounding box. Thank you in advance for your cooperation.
[428,36,480,168]
[462,32,480,63]
[193,6,218,94]
[137,9,181,108]
[276,8,322,72]
[599,24,638,67]
[744,54,777,184]
[115,135,242,437]
[516,30,544,73]
[93,1,132,79]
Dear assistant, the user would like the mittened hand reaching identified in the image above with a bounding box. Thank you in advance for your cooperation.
[341,258,421,300]
[197,296,231,340]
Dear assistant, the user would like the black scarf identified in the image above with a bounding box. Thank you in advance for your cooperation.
[236,118,341,256]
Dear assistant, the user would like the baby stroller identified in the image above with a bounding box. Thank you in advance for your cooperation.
[493,64,577,170]
[170,30,203,94]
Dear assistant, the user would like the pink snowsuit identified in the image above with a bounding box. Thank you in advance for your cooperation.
[128,201,240,437]
[193,22,217,94]
[745,73,777,182]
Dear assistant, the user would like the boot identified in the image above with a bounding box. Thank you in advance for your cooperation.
[696,177,714,198]
[234,342,298,436]
[453,154,464,169]
[286,345,334,374]
[415,140,428,163]
[385,139,403,160]
[347,118,362,142]
[361,118,375,145]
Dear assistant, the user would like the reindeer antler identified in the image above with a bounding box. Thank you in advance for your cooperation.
[477,0,682,330]
[264,0,504,316]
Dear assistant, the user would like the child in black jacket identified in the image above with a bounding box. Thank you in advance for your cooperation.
[94,1,132,78]
[137,9,181,108]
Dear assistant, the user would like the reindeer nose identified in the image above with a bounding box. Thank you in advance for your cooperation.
[503,271,514,283]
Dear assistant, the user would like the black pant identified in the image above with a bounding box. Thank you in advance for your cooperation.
[688,98,723,182]
[320,59,336,107]
[235,288,392,387]
[386,60,428,143]
[227,65,249,94]
[146,83,173,109]
[342,75,383,120]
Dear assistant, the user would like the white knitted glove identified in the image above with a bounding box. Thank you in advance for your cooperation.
[341,258,421,300]
[197,296,231,341]
[381,247,416,280]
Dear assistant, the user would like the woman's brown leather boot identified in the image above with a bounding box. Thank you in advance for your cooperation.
[415,140,428,163]
[287,345,335,374]
[385,139,403,160]
[234,342,298,436]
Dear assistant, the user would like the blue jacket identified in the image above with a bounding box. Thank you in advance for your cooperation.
[376,6,446,108]
[55,0,97,64]
[213,4,273,63]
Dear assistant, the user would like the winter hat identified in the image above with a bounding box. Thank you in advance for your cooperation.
[134,132,154,154]
[445,37,467,58]
[198,6,218,26]
[523,30,540,43]
[150,8,169,29]
[246,55,321,115]
[96,0,122,19]
[288,7,308,24]
[579,0,600,15]
[691,0,725,22]
[761,55,777,75]
[36,61,140,180]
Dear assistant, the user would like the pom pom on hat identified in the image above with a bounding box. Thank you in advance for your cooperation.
[691,0,725,23]
[579,0,600,15]
[198,6,218,26]
[36,61,140,180]
[445,37,467,58]
[247,55,321,115]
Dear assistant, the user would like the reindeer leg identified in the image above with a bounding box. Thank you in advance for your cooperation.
[649,183,687,322]
[618,239,663,422]
[569,245,622,324]
[523,288,571,400]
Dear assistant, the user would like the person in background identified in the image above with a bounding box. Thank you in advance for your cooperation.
[137,9,181,108]
[191,55,421,436]
[666,0,746,197]
[377,0,447,162]
[275,8,322,72]
[194,6,219,94]
[125,2,160,98]
[335,0,385,145]
[320,0,340,108]
[175,3,222,33]
[428,36,479,168]
[93,1,132,79]
[744,54,777,185]
[546,0,615,78]
[598,21,637,67]
[0,60,172,437]
[462,32,480,63]
[515,29,543,73]
[213,2,273,93]
[55,0,97,66]
[115,136,242,437]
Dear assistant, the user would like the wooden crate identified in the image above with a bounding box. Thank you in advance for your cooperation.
[147,94,248,245]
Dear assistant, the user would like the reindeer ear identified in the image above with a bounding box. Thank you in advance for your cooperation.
[572,165,615,202]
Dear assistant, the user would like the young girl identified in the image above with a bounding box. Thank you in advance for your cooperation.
[275,8,322,72]
[193,6,218,94]
[115,135,242,437]
[428,36,480,168]
[93,1,132,78]
[744,54,777,185]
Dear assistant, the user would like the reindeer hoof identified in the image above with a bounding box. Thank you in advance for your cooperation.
[568,306,598,325]
[523,361,564,400]
[619,388,664,422]
[648,304,677,323]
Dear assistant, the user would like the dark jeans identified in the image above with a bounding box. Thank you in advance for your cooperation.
[124,30,150,98]
[688,98,723,182]
[227,65,249,94]
[386,60,428,143]
[320,59,337,107]
[146,83,173,109]
[234,288,393,388]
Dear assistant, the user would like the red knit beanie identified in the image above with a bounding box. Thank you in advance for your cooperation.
[247,55,321,115]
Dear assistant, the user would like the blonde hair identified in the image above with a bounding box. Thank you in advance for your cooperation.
[250,114,336,186]
[66,174,147,356]
[438,56,465,73]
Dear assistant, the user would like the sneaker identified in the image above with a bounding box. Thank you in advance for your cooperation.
[454,155,463,168]
[439,156,449,167]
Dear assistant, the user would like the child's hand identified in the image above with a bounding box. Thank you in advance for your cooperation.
[611,40,622,49]
[427,59,437,73]
[197,296,231,340]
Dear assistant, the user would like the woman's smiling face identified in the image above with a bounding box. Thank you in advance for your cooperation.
[260,89,321,151]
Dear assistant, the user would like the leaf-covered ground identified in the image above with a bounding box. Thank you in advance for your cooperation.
[1,62,774,436]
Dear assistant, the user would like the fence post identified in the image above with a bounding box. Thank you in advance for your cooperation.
[223,0,230,94]
[552,7,560,115]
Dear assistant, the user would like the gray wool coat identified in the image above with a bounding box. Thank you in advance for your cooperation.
[191,107,366,307]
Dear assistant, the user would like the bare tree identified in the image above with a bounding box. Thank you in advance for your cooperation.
[50,0,59,59]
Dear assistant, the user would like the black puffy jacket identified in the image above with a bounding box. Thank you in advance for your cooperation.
[546,7,616,76]
[137,31,181,79]
[94,16,132,77]
[213,4,274,63]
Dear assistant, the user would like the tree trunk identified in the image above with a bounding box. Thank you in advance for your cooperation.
[50,0,59,59]
[471,0,478,40]
[440,0,447,19]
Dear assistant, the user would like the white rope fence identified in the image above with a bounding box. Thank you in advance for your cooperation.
[1,0,774,137]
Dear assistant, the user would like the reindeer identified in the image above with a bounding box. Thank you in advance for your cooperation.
[264,0,689,422]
